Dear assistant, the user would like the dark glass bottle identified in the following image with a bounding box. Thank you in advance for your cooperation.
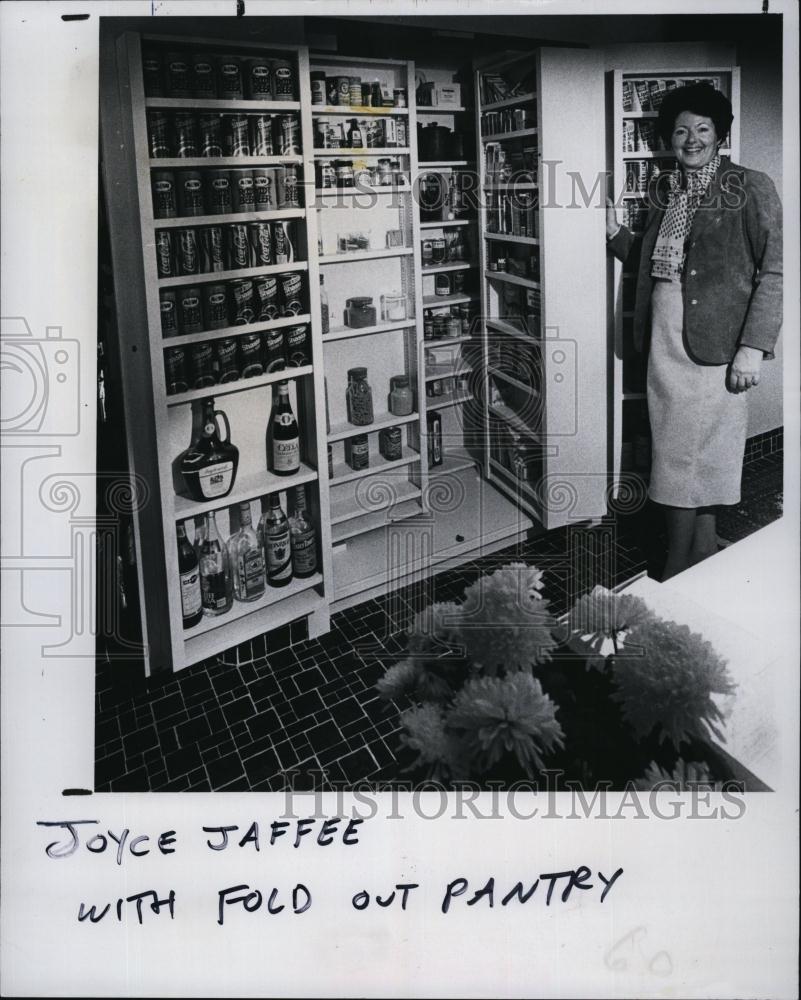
[289,484,318,578]
[259,493,293,587]
[267,381,300,476]
[177,520,203,629]
[199,510,233,616]
[179,397,239,501]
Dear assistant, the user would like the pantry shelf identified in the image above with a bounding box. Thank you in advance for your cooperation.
[427,391,474,410]
[331,496,423,544]
[423,292,478,308]
[329,447,420,487]
[151,208,306,229]
[165,365,314,408]
[486,317,538,343]
[145,97,302,112]
[311,104,410,115]
[419,219,475,228]
[421,262,474,274]
[328,411,420,443]
[314,185,410,197]
[416,105,470,114]
[484,232,539,245]
[173,462,318,519]
[481,92,537,112]
[158,261,308,288]
[488,365,540,400]
[318,248,414,264]
[484,270,541,290]
[482,127,539,142]
[489,402,541,442]
[428,448,480,476]
[163,313,312,349]
[330,479,422,526]
[418,160,475,169]
[322,321,416,342]
[150,155,303,168]
[312,146,410,157]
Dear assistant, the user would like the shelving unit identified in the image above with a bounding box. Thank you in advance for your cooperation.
[608,67,740,489]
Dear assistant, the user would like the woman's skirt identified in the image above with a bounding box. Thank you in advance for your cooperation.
[647,279,748,508]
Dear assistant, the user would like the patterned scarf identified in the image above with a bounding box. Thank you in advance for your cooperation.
[650,152,721,281]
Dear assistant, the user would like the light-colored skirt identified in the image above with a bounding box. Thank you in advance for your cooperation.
[647,279,747,508]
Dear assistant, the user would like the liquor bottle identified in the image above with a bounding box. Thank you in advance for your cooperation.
[193,514,207,562]
[348,118,363,149]
[228,501,266,602]
[177,520,202,629]
[289,485,318,578]
[199,510,233,615]
[179,397,239,501]
[319,274,329,336]
[427,411,442,467]
[259,493,292,587]
[266,380,301,476]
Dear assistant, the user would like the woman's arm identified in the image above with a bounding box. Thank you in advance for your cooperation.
[738,170,783,355]
[606,198,635,263]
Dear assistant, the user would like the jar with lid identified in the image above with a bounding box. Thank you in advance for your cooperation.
[377,158,392,185]
[389,159,402,184]
[380,291,407,322]
[346,367,374,425]
[335,160,354,187]
[345,434,370,470]
[423,310,434,340]
[393,88,407,107]
[389,375,414,416]
[379,426,403,461]
[446,314,461,338]
[459,302,471,334]
[435,274,451,297]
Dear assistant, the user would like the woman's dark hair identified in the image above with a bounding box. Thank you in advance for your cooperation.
[656,83,734,146]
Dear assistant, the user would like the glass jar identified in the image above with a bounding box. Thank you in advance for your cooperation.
[345,434,370,470]
[389,375,414,416]
[380,291,407,322]
[346,367,374,425]
[435,274,451,297]
[379,426,403,461]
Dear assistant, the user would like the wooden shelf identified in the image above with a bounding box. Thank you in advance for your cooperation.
[419,219,475,229]
[416,105,470,114]
[421,262,474,274]
[312,147,410,157]
[174,462,318,519]
[312,104,409,116]
[318,248,414,264]
[423,292,478,308]
[489,458,540,505]
[488,365,540,400]
[331,496,423,544]
[150,155,302,168]
[484,270,540,290]
[482,128,538,142]
[426,363,473,381]
[166,365,313,407]
[329,447,420,487]
[429,449,480,476]
[146,97,301,112]
[323,321,415,343]
[423,334,475,348]
[486,317,538,343]
[484,232,539,246]
[328,411,419,443]
[158,261,307,288]
[483,181,538,190]
[622,110,659,119]
[162,313,311,350]
[418,160,475,170]
[481,92,537,112]
[488,402,541,442]
[315,186,409,197]
[427,391,473,410]
[330,479,422,526]
[152,208,305,229]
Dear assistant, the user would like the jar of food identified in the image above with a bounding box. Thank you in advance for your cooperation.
[319,160,336,188]
[393,88,407,107]
[389,375,414,416]
[459,302,471,334]
[446,315,461,338]
[344,297,376,328]
[377,158,392,185]
[380,291,407,322]
[379,426,403,461]
[421,239,434,268]
[423,310,434,340]
[310,71,326,105]
[435,273,451,297]
[345,434,370,470]
[346,367,374,425]
[431,237,447,264]
[335,160,355,187]
[433,313,447,339]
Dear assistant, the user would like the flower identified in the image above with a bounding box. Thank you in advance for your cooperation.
[567,588,658,669]
[448,673,564,776]
[611,617,736,748]
[399,704,464,779]
[376,658,421,700]
[406,601,463,658]
[635,759,725,791]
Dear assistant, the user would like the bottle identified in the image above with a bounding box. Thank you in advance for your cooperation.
[289,485,318,578]
[228,501,266,602]
[179,398,239,501]
[348,118,363,149]
[267,380,301,476]
[319,274,330,336]
[259,493,292,587]
[199,511,233,615]
[427,411,442,467]
[177,520,202,629]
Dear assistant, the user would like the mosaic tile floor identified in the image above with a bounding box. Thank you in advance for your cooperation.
[95,452,783,792]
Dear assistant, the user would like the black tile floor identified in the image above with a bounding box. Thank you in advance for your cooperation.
[95,451,783,792]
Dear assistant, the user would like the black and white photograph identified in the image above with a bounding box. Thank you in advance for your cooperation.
[1,2,798,997]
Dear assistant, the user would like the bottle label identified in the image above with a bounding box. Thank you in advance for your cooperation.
[202,570,229,611]
[291,529,317,575]
[266,528,292,581]
[273,437,300,472]
[198,462,234,498]
[180,568,202,618]
[238,548,266,599]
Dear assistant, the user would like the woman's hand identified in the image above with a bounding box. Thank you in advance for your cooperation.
[728,345,763,392]
[606,197,620,239]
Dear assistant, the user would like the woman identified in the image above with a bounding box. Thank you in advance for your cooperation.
[607,83,782,579]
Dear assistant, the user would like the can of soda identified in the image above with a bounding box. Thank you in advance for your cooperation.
[177,171,205,217]
[147,112,171,158]
[206,170,232,215]
[278,115,300,156]
[238,332,264,376]
[198,114,223,158]
[227,223,252,269]
[217,57,244,100]
[272,221,294,264]
[155,230,175,278]
[225,115,250,157]
[151,171,177,219]
[280,273,303,316]
[189,341,216,388]
[230,279,255,325]
[272,59,295,101]
[164,347,188,394]
[245,58,272,99]
[200,227,226,273]
[249,222,273,267]
[285,324,310,367]
[165,51,192,98]
[177,228,199,275]
[253,276,279,321]
[178,286,204,335]
[191,54,217,99]
[215,337,239,382]
[277,165,300,208]
[174,113,198,158]
[252,168,275,211]
[203,283,229,330]
[231,170,255,213]
[249,115,273,156]
[264,327,286,372]
[142,48,164,98]
[160,289,178,336]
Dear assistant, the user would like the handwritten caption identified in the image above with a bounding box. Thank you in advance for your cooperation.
[36,817,623,925]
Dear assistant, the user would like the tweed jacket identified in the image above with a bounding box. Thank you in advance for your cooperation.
[608,158,783,364]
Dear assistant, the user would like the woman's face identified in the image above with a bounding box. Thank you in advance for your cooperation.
[670,111,720,173]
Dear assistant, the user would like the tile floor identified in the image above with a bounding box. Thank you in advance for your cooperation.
[95,451,783,792]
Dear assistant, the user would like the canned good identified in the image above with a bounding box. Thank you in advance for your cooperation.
[206,170,232,215]
[345,434,369,471]
[227,223,252,269]
[155,230,175,278]
[278,115,300,156]
[335,161,354,188]
[215,337,239,382]
[318,160,336,189]
[165,51,192,98]
[164,347,188,394]
[252,168,275,210]
[191,55,217,99]
[151,171,177,219]
[147,112,171,158]
[177,171,205,217]
[159,289,178,336]
[248,222,273,267]
[326,77,339,105]
[310,71,326,105]
[245,58,272,99]
[231,170,255,213]
[349,77,362,106]
[393,88,406,107]
[142,49,164,98]
[230,279,255,325]
[174,114,198,158]
[285,324,310,366]
[200,227,225,273]
[225,115,250,157]
[249,115,273,156]
[434,273,451,297]
[189,341,216,389]
[280,273,303,316]
[253,276,279,321]
[423,310,434,340]
[178,286,204,335]
[421,239,433,267]
[272,59,295,101]
[203,284,229,330]
[218,57,244,100]
[379,426,403,461]
[335,76,351,105]
[273,221,294,264]
[177,228,199,275]
[279,164,300,207]
[264,327,286,373]
[431,237,447,264]
[198,114,223,158]
[238,332,264,376]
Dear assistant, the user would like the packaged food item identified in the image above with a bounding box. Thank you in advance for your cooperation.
[165,51,192,98]
[151,170,178,219]
[200,227,225,273]
[155,230,175,278]
[198,114,224,158]
[253,276,279,321]
[310,71,326,105]
[345,434,369,470]
[379,426,403,461]
[230,278,256,325]
[191,54,217,99]
[245,58,272,99]
[203,284,229,330]
[177,171,205,217]
[227,223,252,269]
[388,375,413,416]
[215,337,239,382]
[285,325,310,367]
[206,170,232,214]
[231,170,255,213]
[218,57,244,100]
[142,48,164,98]
[248,221,273,267]
[346,367,374,425]
[238,332,264,377]
[164,347,188,394]
[178,286,204,335]
[280,273,303,316]
[225,114,251,157]
[249,115,274,156]
[160,289,179,337]
[147,112,171,158]
[272,59,295,101]
[252,167,276,210]
[264,327,286,373]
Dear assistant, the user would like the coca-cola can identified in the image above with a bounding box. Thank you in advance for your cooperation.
[231,170,255,213]
[278,115,300,156]
[280,273,303,316]
[142,48,164,98]
[203,283,229,330]
[191,54,217,99]
[198,114,223,158]
[245,58,272,99]
[273,221,294,264]
[206,170,232,215]
[155,230,175,278]
[264,327,286,373]
[200,227,226,273]
[151,171,177,219]
[249,222,273,267]
[249,114,273,156]
[215,337,239,382]
[164,347,188,394]
[253,276,279,321]
[177,228,199,275]
[165,51,192,98]
[147,112,171,158]
[226,223,252,269]
[178,286,204,335]
[285,324,310,367]
[225,114,250,157]
[189,341,216,389]
[217,57,244,100]
[160,289,178,336]
[230,279,255,325]
[174,113,198,158]
[252,168,275,211]
[177,171,205,217]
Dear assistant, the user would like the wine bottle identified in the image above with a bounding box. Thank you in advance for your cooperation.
[177,520,202,629]
[319,274,329,336]
[199,510,233,615]
[259,493,292,588]
[348,117,363,149]
[267,380,300,476]
[289,485,318,578]
[228,501,266,602]
[179,397,239,501]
